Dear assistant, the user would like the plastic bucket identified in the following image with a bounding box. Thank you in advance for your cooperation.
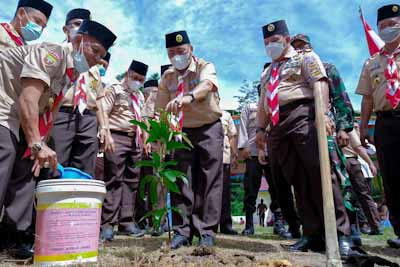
[34,179,106,266]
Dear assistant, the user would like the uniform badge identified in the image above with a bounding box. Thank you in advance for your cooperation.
[373,76,381,87]
[304,56,322,77]
[90,80,98,91]
[393,5,399,12]
[267,24,275,32]
[44,51,59,66]
[176,34,183,43]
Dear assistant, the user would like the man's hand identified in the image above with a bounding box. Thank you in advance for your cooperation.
[256,131,266,150]
[144,143,152,156]
[104,131,115,153]
[337,130,350,147]
[324,115,334,136]
[31,144,57,177]
[166,95,192,113]
[258,149,268,165]
[239,148,251,160]
[360,127,371,147]
[369,162,378,177]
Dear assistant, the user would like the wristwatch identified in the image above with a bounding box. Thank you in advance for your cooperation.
[31,142,43,154]
[188,92,195,103]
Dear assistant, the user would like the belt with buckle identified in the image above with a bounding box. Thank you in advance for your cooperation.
[376,109,400,118]
[59,106,96,116]
[280,98,313,113]
[110,130,135,137]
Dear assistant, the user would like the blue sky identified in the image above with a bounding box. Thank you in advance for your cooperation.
[0,0,395,110]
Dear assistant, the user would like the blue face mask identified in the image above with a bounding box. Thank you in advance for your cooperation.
[73,40,90,74]
[98,65,106,77]
[21,20,43,41]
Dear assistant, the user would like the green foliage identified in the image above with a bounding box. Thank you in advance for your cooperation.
[234,80,260,111]
[231,183,245,216]
[132,111,193,237]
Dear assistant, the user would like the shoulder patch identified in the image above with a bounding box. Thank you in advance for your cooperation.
[44,50,60,66]
[304,54,323,77]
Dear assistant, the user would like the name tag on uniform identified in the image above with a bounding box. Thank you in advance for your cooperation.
[369,62,381,72]
[190,79,199,86]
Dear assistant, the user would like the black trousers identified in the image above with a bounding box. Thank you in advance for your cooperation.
[375,115,400,237]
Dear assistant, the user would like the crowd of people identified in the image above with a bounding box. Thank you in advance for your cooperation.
[0,0,399,263]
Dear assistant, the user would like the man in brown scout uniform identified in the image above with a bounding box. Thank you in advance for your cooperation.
[51,8,109,178]
[156,30,223,249]
[0,19,116,258]
[256,20,352,258]
[100,59,149,241]
[219,110,238,235]
[0,0,52,50]
[356,4,400,248]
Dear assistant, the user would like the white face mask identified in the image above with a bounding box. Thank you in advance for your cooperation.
[170,53,191,70]
[265,41,285,60]
[379,25,400,44]
[127,79,142,92]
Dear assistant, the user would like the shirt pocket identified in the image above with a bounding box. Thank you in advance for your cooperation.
[369,69,385,91]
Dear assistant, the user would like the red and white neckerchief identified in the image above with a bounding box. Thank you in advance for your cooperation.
[0,23,24,47]
[381,48,400,109]
[23,68,76,158]
[171,56,197,138]
[130,93,142,147]
[266,62,281,126]
[73,74,88,115]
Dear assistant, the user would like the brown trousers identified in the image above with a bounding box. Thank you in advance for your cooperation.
[101,132,142,229]
[268,103,350,236]
[346,157,380,230]
[220,164,233,228]
[52,110,98,177]
[375,115,400,236]
[172,120,223,238]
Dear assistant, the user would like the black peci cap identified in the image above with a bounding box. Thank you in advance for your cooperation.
[66,8,91,25]
[144,79,158,88]
[262,20,289,39]
[77,20,117,51]
[18,0,53,19]
[165,30,190,48]
[377,4,400,24]
[129,59,148,76]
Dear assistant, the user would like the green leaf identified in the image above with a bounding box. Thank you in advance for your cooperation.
[181,134,194,148]
[163,177,180,193]
[135,160,154,168]
[166,141,190,152]
[178,175,189,185]
[171,207,184,219]
[149,179,159,206]
[139,175,155,200]
[161,160,177,169]
[162,169,185,182]
[130,120,149,132]
[152,152,161,168]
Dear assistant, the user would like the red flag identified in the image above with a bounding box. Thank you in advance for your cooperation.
[359,6,384,55]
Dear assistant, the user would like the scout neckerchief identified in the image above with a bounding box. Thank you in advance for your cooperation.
[130,92,142,147]
[266,62,282,126]
[23,68,76,158]
[381,47,400,109]
[73,74,88,115]
[0,23,23,47]
[171,56,197,138]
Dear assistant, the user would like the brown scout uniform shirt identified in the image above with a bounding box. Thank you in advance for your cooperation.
[60,65,103,110]
[0,42,74,139]
[259,46,327,114]
[143,87,158,119]
[0,23,25,50]
[103,83,145,133]
[356,52,399,112]
[156,56,222,128]
[221,110,237,164]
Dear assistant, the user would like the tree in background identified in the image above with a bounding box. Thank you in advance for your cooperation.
[234,80,260,110]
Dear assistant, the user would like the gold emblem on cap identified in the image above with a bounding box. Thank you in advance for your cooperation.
[393,5,399,12]
[176,34,183,43]
[267,24,275,32]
